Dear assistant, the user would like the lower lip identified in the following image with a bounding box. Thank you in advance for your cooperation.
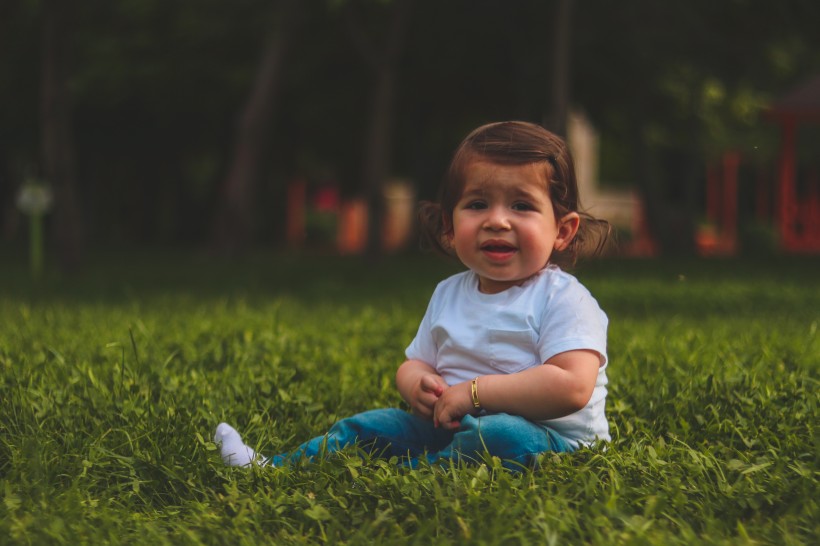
[482,248,516,261]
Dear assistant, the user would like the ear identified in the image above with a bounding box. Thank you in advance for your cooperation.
[553,212,580,251]
[442,214,454,242]
[435,214,455,252]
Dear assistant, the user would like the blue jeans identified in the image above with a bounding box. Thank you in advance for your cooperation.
[268,408,575,470]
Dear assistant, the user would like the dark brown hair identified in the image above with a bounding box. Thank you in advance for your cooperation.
[419,121,611,268]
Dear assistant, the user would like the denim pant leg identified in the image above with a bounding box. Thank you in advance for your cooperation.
[269,408,453,466]
[428,413,575,469]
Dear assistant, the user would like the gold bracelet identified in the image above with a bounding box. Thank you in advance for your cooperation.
[470,377,481,409]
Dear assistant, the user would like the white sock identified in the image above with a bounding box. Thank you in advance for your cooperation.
[214,422,267,467]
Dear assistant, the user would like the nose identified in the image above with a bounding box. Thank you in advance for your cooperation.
[482,205,511,231]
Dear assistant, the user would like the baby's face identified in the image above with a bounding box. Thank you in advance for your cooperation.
[449,160,578,294]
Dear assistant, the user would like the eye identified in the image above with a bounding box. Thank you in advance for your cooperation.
[511,201,535,211]
[464,200,487,210]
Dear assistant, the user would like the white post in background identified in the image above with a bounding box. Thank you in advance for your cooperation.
[16,177,53,279]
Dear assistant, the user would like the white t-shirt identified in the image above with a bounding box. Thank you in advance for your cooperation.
[405,265,610,446]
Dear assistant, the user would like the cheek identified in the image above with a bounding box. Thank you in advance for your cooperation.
[451,218,479,251]
[450,225,469,248]
[522,222,557,253]
[450,213,472,236]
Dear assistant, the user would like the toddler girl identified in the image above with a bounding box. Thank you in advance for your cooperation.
[215,121,611,469]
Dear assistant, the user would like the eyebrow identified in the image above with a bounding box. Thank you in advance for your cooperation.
[509,188,541,201]
[459,186,545,202]
[460,188,486,199]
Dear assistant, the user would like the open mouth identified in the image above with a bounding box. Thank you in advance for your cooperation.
[480,241,517,257]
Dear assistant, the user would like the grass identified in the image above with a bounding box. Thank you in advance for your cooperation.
[0,250,817,544]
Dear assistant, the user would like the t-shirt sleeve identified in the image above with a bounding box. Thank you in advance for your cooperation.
[404,286,441,365]
[537,280,608,366]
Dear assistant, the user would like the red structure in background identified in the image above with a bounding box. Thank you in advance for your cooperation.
[699,76,820,255]
[285,178,415,254]
[766,75,820,253]
[698,150,741,255]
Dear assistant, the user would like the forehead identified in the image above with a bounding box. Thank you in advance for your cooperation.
[460,160,551,197]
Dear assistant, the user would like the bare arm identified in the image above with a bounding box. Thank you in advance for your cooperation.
[433,349,601,429]
[396,359,449,420]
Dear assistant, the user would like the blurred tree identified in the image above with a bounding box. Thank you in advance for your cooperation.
[42,0,83,269]
[2,0,819,256]
[213,0,301,255]
[0,1,40,242]
[69,0,276,245]
[340,0,413,256]
[544,0,571,137]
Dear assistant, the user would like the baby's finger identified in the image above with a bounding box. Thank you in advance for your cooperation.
[433,404,454,430]
[421,375,444,396]
[434,408,460,430]
[419,392,441,411]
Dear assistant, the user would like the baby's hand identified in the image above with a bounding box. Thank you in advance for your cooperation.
[433,381,475,430]
[410,373,448,420]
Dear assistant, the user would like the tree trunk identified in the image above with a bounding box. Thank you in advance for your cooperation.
[345,0,412,257]
[629,101,699,255]
[42,0,83,270]
[629,98,664,252]
[363,64,398,256]
[669,115,701,255]
[545,0,571,136]
[213,0,300,255]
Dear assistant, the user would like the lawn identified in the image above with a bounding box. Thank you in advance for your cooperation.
[0,251,817,545]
